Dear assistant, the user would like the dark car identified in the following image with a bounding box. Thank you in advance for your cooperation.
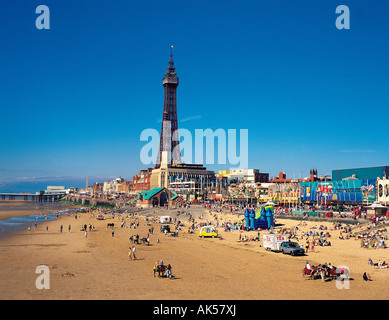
[160,224,171,233]
[280,241,305,256]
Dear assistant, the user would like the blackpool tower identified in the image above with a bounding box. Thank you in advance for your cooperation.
[156,51,181,168]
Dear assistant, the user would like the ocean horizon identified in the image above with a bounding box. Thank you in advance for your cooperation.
[0,176,116,194]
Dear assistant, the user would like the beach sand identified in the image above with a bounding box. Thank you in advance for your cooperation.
[1,203,389,300]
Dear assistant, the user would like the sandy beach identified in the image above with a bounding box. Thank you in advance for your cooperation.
[1,202,389,300]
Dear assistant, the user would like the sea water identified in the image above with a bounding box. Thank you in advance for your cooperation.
[0,214,59,237]
[0,203,76,238]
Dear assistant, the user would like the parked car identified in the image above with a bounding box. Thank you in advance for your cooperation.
[280,241,305,256]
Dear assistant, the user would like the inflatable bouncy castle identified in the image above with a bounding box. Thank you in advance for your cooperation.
[244,205,274,230]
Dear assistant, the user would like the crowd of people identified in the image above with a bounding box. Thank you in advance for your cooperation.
[360,230,388,249]
[78,201,389,286]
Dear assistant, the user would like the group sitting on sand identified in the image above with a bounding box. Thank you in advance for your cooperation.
[368,258,389,269]
[238,233,259,242]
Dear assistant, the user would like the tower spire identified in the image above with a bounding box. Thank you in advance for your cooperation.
[156,51,181,168]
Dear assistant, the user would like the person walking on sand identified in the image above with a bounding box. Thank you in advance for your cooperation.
[129,246,133,261]
[167,264,172,279]
[85,230,88,239]
[112,228,114,237]
[132,245,137,260]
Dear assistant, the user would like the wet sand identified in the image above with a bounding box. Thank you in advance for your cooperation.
[0,200,71,220]
[0,204,388,300]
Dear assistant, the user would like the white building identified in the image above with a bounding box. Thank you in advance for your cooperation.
[376,177,389,205]
[103,178,124,195]
[44,186,67,195]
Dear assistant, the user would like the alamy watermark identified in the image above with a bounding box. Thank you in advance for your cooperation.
[140,122,248,169]
[335,5,350,30]
[35,265,50,290]
[35,5,50,30]
[34,4,350,31]
[335,265,350,290]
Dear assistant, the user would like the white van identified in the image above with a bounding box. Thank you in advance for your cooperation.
[160,215,171,224]
[263,234,288,252]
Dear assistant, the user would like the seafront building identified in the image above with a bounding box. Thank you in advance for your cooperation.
[376,177,389,205]
[136,187,184,208]
[63,165,389,210]
[216,169,269,184]
[44,186,67,195]
[150,161,215,201]
[89,165,389,209]
[132,169,152,192]
[300,166,389,206]
[332,166,389,182]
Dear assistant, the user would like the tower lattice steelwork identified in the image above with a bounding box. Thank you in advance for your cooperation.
[156,52,181,167]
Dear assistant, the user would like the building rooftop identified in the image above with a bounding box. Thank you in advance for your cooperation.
[138,187,165,200]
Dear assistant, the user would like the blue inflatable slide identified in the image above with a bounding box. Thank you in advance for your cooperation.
[244,205,274,230]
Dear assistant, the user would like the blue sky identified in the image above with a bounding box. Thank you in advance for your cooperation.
[1,0,388,190]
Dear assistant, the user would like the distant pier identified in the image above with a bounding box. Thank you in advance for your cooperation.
[0,193,65,202]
